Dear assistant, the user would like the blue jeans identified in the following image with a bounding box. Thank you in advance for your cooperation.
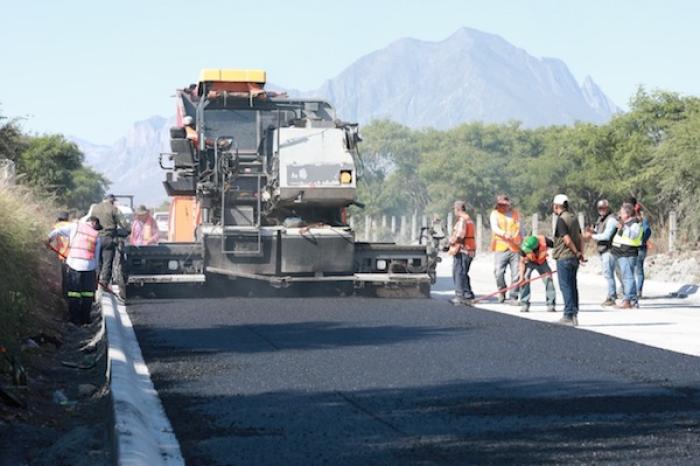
[453,253,475,299]
[494,251,520,299]
[636,248,647,297]
[556,258,579,317]
[616,255,638,303]
[600,251,616,300]
[520,262,556,306]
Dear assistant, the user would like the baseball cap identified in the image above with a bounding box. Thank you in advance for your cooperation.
[553,194,569,205]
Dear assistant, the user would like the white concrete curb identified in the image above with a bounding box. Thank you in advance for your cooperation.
[102,292,185,466]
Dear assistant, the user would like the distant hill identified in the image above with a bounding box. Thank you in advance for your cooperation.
[74,27,619,205]
[299,27,618,127]
[71,116,173,206]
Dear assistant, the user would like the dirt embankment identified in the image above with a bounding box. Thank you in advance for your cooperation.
[0,186,111,466]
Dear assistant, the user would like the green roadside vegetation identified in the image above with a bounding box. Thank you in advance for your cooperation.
[0,109,109,351]
[355,89,700,244]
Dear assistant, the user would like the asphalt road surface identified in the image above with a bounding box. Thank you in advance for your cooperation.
[128,292,700,465]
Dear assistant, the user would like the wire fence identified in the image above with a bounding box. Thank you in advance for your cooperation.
[349,210,682,253]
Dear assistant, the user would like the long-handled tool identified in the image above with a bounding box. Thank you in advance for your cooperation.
[472,271,557,304]
[46,243,68,260]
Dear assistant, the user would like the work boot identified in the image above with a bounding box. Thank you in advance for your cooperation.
[546,304,556,312]
[505,297,520,306]
[616,300,633,309]
[601,298,616,307]
[450,297,464,306]
[557,315,578,326]
[497,293,506,304]
[520,304,530,313]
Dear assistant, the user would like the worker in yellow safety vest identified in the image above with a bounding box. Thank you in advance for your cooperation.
[48,216,102,325]
[489,194,523,304]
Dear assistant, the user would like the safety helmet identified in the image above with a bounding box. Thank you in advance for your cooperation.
[521,235,539,254]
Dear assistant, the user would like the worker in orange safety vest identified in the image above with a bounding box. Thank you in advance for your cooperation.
[449,200,477,305]
[489,193,523,305]
[48,216,102,325]
[517,235,557,313]
[51,211,72,295]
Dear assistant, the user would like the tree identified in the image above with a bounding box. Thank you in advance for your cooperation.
[16,135,83,202]
[63,166,109,212]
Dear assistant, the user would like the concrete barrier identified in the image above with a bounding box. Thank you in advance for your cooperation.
[102,292,184,466]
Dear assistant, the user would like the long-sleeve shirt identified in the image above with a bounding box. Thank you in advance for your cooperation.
[591,215,618,242]
[49,223,102,271]
[611,220,642,257]
[129,216,160,246]
[489,210,524,239]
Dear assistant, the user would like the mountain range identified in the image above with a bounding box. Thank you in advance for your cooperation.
[72,27,619,206]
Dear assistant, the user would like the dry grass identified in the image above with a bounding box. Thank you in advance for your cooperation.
[0,185,63,353]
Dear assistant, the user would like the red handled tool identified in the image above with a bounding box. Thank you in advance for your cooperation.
[472,271,558,304]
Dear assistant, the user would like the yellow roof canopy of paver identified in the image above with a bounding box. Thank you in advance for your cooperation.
[198,69,266,84]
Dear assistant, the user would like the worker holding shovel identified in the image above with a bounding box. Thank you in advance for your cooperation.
[517,235,557,313]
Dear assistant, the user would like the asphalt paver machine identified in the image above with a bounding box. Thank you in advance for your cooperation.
[126,69,438,297]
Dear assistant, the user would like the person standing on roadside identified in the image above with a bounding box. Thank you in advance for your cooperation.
[130,205,160,246]
[583,199,619,306]
[625,197,652,299]
[611,203,643,309]
[551,194,585,326]
[47,216,102,325]
[50,211,72,295]
[448,201,477,305]
[90,194,129,288]
[489,194,523,305]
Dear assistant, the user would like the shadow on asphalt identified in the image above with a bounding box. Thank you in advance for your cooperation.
[152,378,700,465]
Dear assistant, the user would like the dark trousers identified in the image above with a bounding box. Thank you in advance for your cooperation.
[65,267,97,325]
[99,235,115,284]
[60,262,68,296]
[453,253,475,299]
[556,258,579,317]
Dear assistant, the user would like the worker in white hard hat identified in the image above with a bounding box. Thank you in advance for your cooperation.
[183,115,198,144]
[583,199,619,306]
[551,194,584,326]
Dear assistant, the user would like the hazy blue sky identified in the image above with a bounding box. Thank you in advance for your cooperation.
[1,0,698,144]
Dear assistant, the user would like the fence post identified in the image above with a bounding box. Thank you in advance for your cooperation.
[390,216,396,235]
[364,215,371,242]
[578,212,585,231]
[669,211,677,252]
[411,212,417,243]
[476,214,483,253]
[551,215,557,234]
[447,212,454,237]
[349,216,355,231]
[400,215,407,243]
[531,214,539,236]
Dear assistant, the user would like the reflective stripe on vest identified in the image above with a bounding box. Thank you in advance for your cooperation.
[525,235,548,265]
[490,210,522,252]
[69,223,98,260]
[612,223,643,248]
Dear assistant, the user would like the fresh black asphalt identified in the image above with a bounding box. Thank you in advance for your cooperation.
[127,292,700,465]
